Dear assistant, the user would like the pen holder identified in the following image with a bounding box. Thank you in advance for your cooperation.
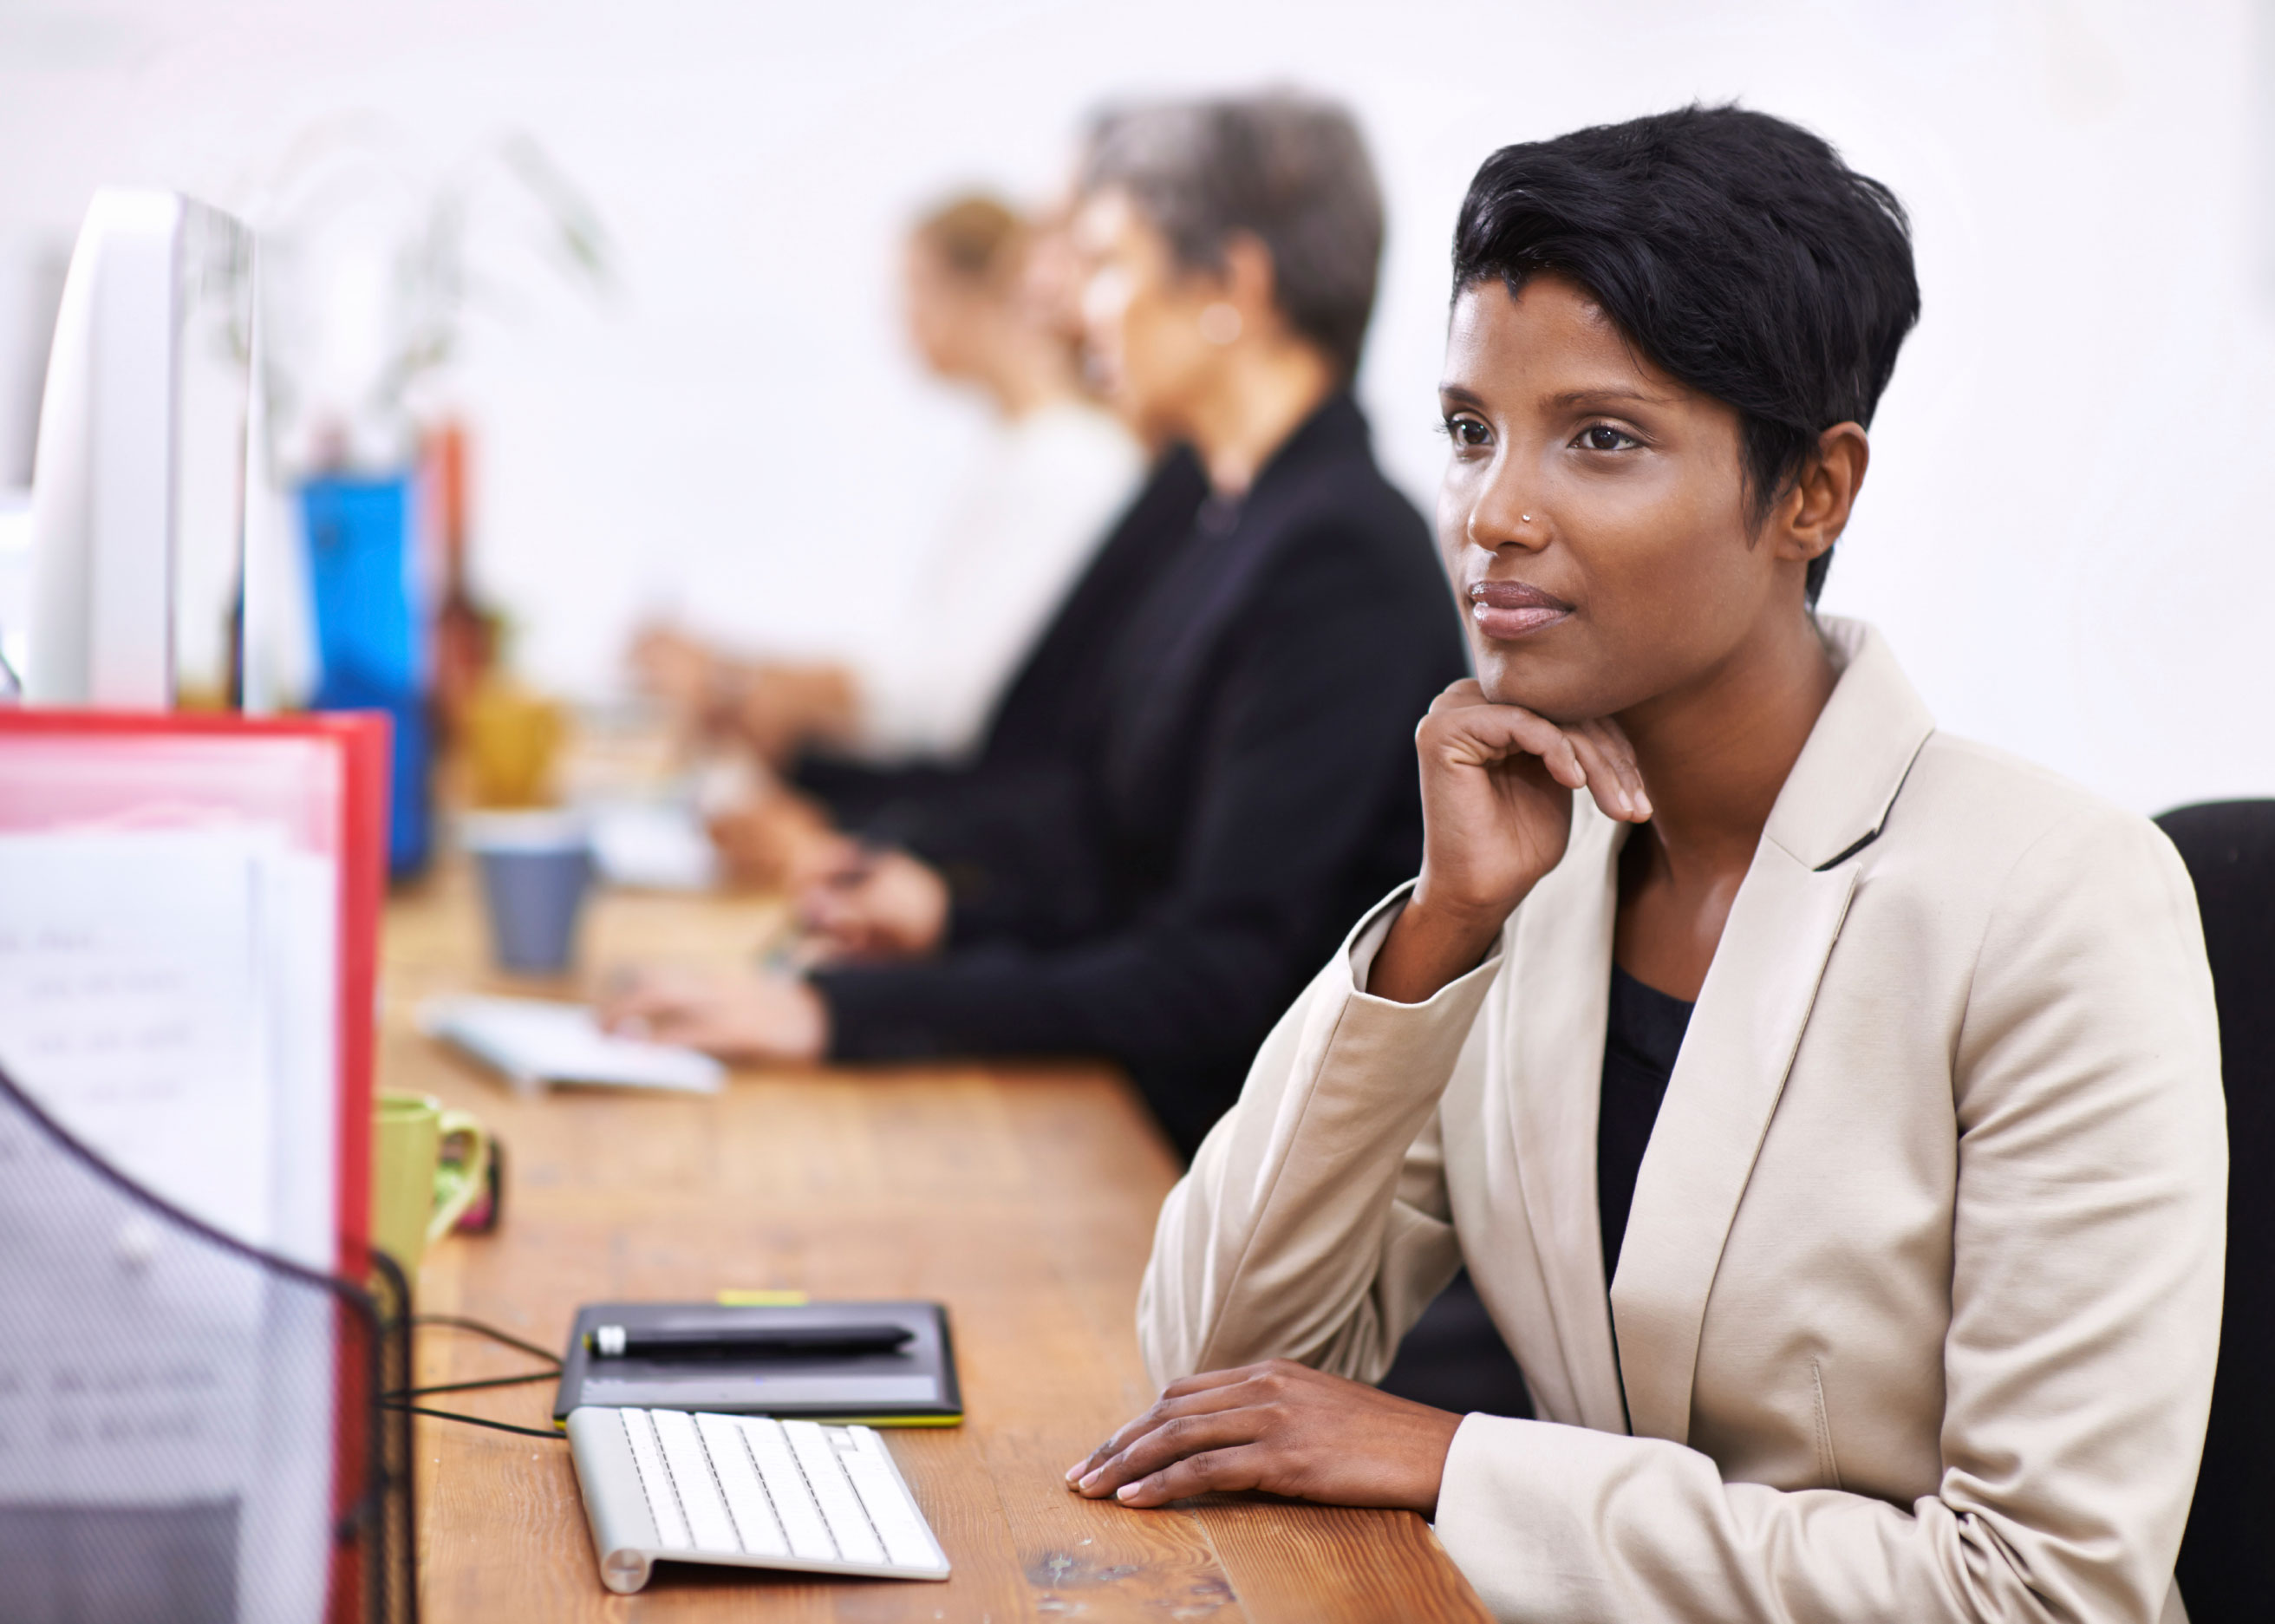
[464,811,592,975]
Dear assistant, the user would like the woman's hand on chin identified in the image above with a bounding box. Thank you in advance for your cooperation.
[1370,679,1648,1003]
[597,964,829,1063]
[1063,1360,1463,1516]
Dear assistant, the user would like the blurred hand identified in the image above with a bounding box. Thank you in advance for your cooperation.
[628,624,721,719]
[1368,680,1648,1004]
[732,664,859,768]
[796,846,949,962]
[1065,1360,1462,1516]
[597,964,827,1063]
[707,793,843,891]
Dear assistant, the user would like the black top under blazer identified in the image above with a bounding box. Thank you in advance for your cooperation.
[809,394,1468,1155]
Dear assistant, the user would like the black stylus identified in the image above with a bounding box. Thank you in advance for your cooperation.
[586,1324,914,1359]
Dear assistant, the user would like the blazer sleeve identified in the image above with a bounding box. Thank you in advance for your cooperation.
[789,754,966,832]
[1137,889,1497,1386]
[1427,806,2224,1624]
[845,761,1120,948]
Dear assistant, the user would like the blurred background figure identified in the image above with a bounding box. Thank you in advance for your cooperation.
[630,190,1140,883]
[605,90,1467,1158]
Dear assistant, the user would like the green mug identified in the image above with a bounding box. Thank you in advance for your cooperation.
[373,1092,491,1274]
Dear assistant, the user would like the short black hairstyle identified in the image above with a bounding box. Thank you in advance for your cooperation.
[1083,92,1384,382]
[1452,105,1920,604]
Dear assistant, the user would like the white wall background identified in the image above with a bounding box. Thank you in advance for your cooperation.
[0,0,2270,813]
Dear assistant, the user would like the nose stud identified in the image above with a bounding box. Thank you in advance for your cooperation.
[1521,514,1533,523]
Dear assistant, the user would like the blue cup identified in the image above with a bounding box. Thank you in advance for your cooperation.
[464,813,593,975]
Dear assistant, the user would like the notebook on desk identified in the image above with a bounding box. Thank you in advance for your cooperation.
[553,1301,963,1427]
[420,995,725,1095]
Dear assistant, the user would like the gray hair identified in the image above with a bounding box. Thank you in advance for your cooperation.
[1080,91,1385,382]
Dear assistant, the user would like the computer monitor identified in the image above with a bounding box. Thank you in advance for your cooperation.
[23,189,255,710]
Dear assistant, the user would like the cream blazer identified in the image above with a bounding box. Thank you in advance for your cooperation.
[1138,619,2225,1623]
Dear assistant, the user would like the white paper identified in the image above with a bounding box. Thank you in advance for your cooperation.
[420,994,725,1093]
[0,801,340,1624]
[0,827,277,1250]
[0,828,280,1529]
[0,1134,253,1494]
[257,846,338,1273]
[585,799,719,892]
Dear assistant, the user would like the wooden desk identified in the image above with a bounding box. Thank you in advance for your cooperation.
[383,871,1491,1623]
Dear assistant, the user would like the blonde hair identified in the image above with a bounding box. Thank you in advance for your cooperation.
[911,192,1027,290]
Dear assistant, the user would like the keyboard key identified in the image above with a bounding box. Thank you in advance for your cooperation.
[740,1417,838,1561]
[618,1409,690,1550]
[651,1409,740,1554]
[841,1430,942,1569]
[786,1421,886,1566]
[697,1412,786,1557]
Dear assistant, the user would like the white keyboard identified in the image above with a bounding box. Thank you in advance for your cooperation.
[565,1406,950,1593]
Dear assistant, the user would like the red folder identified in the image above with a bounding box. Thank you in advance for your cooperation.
[0,707,389,1272]
[0,707,394,1621]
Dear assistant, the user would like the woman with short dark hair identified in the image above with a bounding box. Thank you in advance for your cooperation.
[1072,106,2223,1623]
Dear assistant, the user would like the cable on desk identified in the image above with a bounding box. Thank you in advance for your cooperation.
[386,1401,564,1441]
[385,1370,558,1400]
[410,1313,564,1368]
[391,1314,567,1433]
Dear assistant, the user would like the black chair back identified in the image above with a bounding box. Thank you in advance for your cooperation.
[2156,799,2275,1622]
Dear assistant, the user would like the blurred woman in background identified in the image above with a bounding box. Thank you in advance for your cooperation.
[606,91,1467,1160]
[632,192,1140,788]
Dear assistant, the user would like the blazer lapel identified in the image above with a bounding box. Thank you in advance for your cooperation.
[1610,848,1859,1443]
[1609,619,1936,1445]
[1498,805,1632,1434]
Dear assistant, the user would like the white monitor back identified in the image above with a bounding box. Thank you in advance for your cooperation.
[25,189,254,710]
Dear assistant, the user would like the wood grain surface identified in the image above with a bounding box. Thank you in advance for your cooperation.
[385,869,1492,1622]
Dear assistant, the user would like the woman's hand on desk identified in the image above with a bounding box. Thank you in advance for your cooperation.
[708,793,840,891]
[1065,1360,1462,1516]
[628,623,717,709]
[796,846,949,962]
[732,663,861,767]
[597,965,829,1062]
[1370,681,1647,1004]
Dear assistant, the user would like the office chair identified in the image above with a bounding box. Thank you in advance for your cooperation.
[2155,799,2275,1624]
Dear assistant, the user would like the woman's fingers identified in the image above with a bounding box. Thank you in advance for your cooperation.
[1424,693,1651,818]
[798,881,876,945]
[1066,1366,1269,1483]
[1430,700,1588,791]
[1074,1407,1268,1497]
[598,973,725,1047]
[605,968,826,1061]
[1159,1364,1269,1400]
[1573,716,1651,822]
[1063,1360,1458,1516]
[1111,1444,1269,1508]
[636,1007,723,1048]
[597,967,698,1028]
[1565,722,1646,822]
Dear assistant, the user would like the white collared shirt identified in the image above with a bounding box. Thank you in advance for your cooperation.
[849,400,1140,764]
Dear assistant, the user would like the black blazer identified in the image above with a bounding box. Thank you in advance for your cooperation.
[812,395,1467,1155]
